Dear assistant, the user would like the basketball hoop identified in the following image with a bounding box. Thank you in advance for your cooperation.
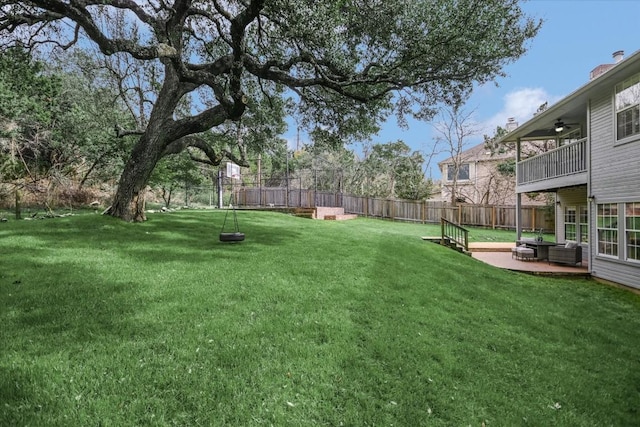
[226,162,240,180]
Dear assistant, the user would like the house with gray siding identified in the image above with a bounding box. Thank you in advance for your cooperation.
[497,50,640,290]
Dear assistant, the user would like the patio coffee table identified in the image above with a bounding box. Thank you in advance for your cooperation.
[516,240,557,261]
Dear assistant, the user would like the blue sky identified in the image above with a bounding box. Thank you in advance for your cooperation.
[284,0,640,179]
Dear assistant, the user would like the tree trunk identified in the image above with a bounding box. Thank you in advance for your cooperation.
[450,178,458,207]
[109,132,165,221]
[107,64,226,221]
[14,188,21,220]
[162,186,173,208]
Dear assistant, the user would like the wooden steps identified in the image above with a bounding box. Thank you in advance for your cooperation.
[290,207,358,220]
[315,207,357,221]
[292,208,315,218]
[423,236,471,256]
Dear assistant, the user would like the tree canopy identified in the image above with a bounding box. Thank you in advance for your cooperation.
[0,0,541,221]
[0,47,131,211]
[0,47,60,185]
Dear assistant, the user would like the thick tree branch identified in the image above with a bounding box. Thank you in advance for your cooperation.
[162,135,249,167]
[170,103,234,141]
[114,124,144,138]
[2,0,161,59]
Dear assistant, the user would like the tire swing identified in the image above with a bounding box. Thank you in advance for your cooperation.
[219,200,245,242]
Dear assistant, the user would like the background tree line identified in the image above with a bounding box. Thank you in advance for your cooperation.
[0,47,131,214]
[0,46,431,210]
[0,0,539,221]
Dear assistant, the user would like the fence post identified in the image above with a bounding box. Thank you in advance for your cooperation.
[285,176,289,207]
[314,169,318,207]
[492,205,496,229]
[532,207,536,231]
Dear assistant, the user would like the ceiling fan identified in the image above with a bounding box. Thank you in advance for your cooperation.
[552,118,579,133]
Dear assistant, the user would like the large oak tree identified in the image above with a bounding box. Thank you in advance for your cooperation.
[0,0,540,221]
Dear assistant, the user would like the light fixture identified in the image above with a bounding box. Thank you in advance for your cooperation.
[555,120,564,132]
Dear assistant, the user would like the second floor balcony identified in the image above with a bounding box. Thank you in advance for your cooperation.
[516,137,588,193]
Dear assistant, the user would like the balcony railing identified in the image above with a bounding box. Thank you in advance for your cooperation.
[517,137,587,185]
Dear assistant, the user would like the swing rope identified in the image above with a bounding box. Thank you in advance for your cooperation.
[219,194,244,242]
[220,201,240,233]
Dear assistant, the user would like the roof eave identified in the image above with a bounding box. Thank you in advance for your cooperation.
[497,49,640,143]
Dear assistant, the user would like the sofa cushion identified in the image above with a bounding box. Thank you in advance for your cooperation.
[564,240,578,249]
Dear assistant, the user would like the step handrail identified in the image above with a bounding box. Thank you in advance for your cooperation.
[441,217,469,252]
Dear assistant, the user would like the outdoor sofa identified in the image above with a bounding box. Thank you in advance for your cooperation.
[548,241,582,266]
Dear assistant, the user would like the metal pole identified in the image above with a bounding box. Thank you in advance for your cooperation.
[516,137,522,239]
[217,169,223,209]
[285,151,290,207]
[257,153,262,207]
[210,169,214,206]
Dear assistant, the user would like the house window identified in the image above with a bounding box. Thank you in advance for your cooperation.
[579,206,589,244]
[559,128,582,147]
[564,206,577,241]
[615,73,640,140]
[626,202,640,262]
[597,203,618,257]
[447,163,469,181]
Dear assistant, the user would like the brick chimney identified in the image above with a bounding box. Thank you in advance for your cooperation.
[589,50,625,80]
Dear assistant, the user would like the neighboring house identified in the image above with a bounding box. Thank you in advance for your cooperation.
[438,138,547,205]
[498,50,640,290]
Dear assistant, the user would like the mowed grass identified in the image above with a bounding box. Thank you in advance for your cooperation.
[1,210,639,426]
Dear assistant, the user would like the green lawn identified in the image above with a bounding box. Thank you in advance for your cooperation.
[1,210,638,426]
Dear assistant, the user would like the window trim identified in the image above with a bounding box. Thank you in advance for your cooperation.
[615,72,640,143]
[579,206,589,244]
[615,106,640,145]
[446,163,470,182]
[625,201,640,263]
[564,206,577,242]
[597,203,619,258]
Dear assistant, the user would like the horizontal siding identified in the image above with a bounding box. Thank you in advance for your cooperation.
[517,172,587,194]
[592,259,640,289]
[589,89,640,288]
[590,92,640,202]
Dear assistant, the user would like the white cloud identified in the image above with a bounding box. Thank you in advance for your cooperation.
[480,87,562,136]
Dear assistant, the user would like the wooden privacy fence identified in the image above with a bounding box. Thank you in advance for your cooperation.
[341,196,552,231]
[234,187,553,231]
[235,188,342,208]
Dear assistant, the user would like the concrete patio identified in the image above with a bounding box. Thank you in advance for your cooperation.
[469,242,590,276]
